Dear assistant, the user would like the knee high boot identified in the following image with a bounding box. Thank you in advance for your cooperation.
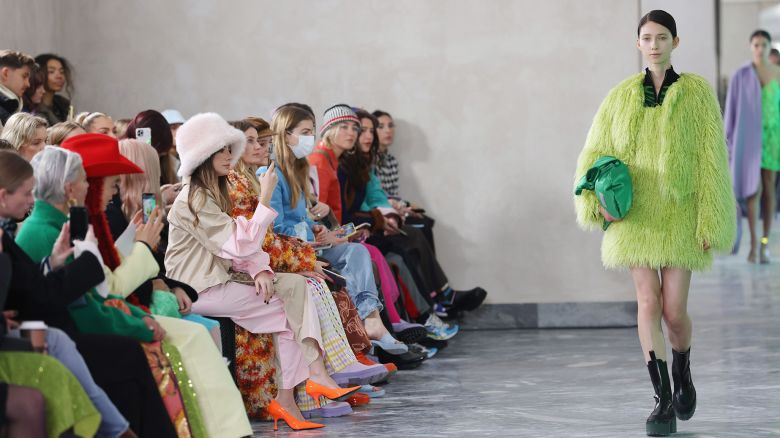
[646,351,676,436]
[671,348,696,421]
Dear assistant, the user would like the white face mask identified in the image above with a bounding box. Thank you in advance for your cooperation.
[290,135,315,159]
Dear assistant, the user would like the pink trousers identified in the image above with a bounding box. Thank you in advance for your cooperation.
[193,279,320,389]
[362,244,402,323]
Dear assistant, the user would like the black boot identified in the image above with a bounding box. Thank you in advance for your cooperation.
[671,348,696,420]
[646,351,677,436]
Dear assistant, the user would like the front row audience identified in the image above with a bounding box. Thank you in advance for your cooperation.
[0,47,488,438]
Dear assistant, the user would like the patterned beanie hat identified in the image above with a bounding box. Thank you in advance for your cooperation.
[320,104,359,136]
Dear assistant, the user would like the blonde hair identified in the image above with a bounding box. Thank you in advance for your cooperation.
[47,121,84,145]
[114,118,131,139]
[118,139,161,221]
[75,112,111,133]
[270,106,315,207]
[0,113,48,150]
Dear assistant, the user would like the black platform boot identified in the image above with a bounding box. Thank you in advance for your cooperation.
[646,351,677,436]
[671,348,696,420]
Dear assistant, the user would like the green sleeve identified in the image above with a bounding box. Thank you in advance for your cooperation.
[690,82,737,251]
[15,224,60,264]
[361,172,393,211]
[68,293,154,342]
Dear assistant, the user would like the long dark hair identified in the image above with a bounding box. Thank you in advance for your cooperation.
[187,153,232,227]
[34,53,74,98]
[338,109,377,210]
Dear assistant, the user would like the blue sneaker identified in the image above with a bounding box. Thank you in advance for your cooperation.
[425,314,459,340]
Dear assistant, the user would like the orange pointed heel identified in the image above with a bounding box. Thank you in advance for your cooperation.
[266,399,324,431]
[305,380,361,408]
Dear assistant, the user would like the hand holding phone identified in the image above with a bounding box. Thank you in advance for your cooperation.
[69,206,89,243]
[321,268,348,289]
[142,193,157,224]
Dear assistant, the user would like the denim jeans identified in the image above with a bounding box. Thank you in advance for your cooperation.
[47,328,129,438]
[321,242,383,319]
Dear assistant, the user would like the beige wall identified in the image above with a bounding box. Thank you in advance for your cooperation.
[1,1,721,304]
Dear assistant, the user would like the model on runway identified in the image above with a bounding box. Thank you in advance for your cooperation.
[573,10,736,437]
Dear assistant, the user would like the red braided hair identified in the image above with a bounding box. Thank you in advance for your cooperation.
[85,177,121,270]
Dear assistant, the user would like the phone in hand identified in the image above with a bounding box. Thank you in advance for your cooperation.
[333,223,357,239]
[321,268,348,289]
[310,242,332,251]
[69,206,89,243]
[136,127,152,145]
[142,193,156,224]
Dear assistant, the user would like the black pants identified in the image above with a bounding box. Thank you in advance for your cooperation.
[404,214,436,252]
[367,225,449,302]
[73,333,177,438]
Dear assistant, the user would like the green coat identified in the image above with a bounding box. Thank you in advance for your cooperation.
[574,73,736,271]
[16,200,154,341]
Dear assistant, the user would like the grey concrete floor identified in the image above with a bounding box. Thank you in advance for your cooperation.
[252,233,780,437]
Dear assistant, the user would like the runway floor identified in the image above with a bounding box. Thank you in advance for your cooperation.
[251,234,780,437]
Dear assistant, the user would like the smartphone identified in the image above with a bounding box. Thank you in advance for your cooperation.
[310,242,332,251]
[69,206,89,243]
[322,268,348,289]
[269,143,277,163]
[136,127,152,145]
[411,208,426,214]
[142,193,156,223]
[333,223,357,239]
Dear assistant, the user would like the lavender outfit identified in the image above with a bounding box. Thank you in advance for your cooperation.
[725,63,763,200]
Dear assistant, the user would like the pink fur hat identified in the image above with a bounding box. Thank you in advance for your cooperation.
[175,112,246,177]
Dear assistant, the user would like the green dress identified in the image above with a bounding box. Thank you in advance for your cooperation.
[574,70,736,271]
[761,80,780,171]
[0,352,101,438]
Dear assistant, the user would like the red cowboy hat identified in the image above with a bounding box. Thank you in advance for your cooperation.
[61,133,143,177]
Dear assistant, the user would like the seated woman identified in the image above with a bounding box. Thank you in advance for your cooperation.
[309,106,434,347]
[368,108,487,315]
[166,112,359,432]
[124,110,179,186]
[33,54,73,126]
[108,138,221,348]
[0,150,171,437]
[15,145,205,436]
[229,119,388,411]
[46,121,85,146]
[260,104,408,359]
[75,112,117,137]
[351,109,461,340]
[0,113,48,161]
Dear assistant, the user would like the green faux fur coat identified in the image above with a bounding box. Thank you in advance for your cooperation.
[574,73,736,271]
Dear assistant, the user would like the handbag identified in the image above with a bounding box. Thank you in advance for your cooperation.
[575,155,633,230]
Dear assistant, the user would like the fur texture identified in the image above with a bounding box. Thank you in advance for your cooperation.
[574,73,736,271]
[175,112,246,177]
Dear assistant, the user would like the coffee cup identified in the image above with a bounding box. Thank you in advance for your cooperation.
[19,321,48,354]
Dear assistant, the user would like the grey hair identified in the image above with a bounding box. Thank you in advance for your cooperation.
[30,145,84,204]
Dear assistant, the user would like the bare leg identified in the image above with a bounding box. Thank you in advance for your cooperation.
[6,385,46,438]
[761,169,777,240]
[362,310,392,340]
[746,187,762,262]
[660,268,693,351]
[275,389,305,421]
[631,267,667,362]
